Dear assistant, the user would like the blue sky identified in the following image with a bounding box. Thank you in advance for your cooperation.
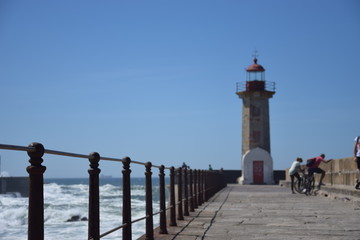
[0,0,359,178]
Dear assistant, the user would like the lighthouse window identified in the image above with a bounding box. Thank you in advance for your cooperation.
[248,71,265,81]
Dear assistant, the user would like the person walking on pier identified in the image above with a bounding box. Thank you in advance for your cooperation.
[289,157,303,194]
[307,154,332,186]
[354,136,360,189]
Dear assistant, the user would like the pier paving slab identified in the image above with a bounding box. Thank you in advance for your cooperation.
[147,184,360,240]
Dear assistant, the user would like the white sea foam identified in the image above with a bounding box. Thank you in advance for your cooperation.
[0,171,10,177]
[0,179,164,240]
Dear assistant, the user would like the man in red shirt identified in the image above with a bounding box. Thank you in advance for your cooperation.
[307,154,332,186]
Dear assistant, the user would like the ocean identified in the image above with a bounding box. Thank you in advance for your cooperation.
[0,177,169,240]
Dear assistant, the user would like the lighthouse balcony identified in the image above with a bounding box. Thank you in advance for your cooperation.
[236,81,276,93]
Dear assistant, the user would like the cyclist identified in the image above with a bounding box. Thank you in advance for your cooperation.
[307,154,332,186]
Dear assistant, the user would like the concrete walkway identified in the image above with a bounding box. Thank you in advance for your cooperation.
[150,184,360,240]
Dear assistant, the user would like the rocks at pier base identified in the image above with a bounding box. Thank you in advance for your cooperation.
[66,215,88,222]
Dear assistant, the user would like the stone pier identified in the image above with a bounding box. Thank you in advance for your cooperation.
[0,177,29,197]
[149,184,360,240]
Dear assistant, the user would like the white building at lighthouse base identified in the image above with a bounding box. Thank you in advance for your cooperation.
[238,147,274,185]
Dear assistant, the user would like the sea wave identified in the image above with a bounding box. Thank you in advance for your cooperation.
[0,178,166,239]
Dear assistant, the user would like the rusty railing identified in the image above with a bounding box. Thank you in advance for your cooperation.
[236,81,276,93]
[0,142,226,240]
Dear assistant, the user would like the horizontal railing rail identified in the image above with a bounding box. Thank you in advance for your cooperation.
[236,81,276,93]
[0,142,226,240]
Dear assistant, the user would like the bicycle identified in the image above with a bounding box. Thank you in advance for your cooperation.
[304,173,315,195]
[293,173,305,193]
[294,172,315,195]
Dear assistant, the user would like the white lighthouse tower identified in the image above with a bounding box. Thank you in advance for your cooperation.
[236,56,276,184]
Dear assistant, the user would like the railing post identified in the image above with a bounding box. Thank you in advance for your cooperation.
[145,162,154,240]
[198,170,203,205]
[221,168,226,189]
[88,152,101,240]
[189,169,195,212]
[210,171,213,196]
[169,166,177,226]
[205,171,209,201]
[200,170,205,204]
[193,170,198,209]
[159,165,168,234]
[202,170,206,202]
[122,157,132,240]
[26,142,46,240]
[177,167,184,220]
[183,167,189,216]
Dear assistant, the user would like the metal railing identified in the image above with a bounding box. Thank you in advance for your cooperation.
[236,81,276,93]
[0,142,226,240]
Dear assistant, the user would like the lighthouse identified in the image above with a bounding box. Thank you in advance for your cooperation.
[236,56,275,184]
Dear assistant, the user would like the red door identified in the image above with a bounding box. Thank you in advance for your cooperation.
[253,161,264,184]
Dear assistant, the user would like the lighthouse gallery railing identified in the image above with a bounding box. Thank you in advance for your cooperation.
[0,142,226,240]
[236,81,276,92]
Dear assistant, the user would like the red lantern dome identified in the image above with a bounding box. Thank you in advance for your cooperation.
[246,58,265,72]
